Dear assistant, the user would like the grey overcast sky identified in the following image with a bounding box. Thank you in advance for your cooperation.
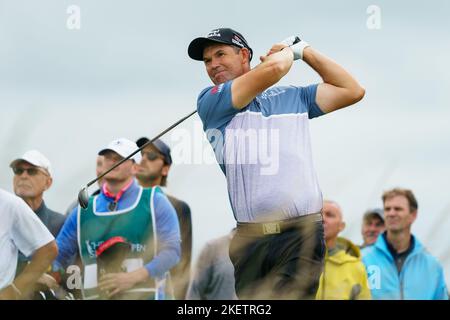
[1,0,449,287]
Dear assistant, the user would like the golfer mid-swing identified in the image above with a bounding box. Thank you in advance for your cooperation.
[188,28,365,299]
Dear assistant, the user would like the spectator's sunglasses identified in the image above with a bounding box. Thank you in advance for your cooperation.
[12,167,48,176]
[142,151,164,162]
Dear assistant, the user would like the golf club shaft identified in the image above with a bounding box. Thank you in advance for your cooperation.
[85,109,197,188]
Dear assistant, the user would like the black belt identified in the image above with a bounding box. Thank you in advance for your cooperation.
[236,212,323,236]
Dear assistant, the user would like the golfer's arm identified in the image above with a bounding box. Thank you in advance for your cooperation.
[231,48,294,109]
[14,240,58,297]
[303,47,365,113]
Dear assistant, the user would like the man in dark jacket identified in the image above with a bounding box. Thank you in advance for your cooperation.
[136,137,192,300]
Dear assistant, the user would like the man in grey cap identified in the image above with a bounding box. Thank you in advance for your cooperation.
[10,150,65,298]
[135,137,192,300]
[361,208,385,248]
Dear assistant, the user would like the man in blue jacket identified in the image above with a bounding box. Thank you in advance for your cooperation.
[53,138,181,300]
[362,188,448,300]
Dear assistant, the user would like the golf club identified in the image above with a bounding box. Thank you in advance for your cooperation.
[77,109,198,209]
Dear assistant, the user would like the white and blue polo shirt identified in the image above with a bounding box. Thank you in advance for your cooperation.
[198,81,325,223]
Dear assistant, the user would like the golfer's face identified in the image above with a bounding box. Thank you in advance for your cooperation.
[203,44,245,85]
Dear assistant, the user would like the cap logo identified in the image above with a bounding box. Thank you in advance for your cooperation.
[231,35,244,48]
[207,29,221,38]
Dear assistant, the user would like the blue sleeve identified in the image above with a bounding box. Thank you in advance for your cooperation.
[299,84,324,119]
[197,81,240,131]
[145,191,181,279]
[266,84,324,118]
[52,207,78,271]
[435,264,449,300]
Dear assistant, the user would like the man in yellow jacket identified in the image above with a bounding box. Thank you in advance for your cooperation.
[316,200,371,300]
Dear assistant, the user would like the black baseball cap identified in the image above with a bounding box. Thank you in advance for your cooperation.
[188,28,253,61]
[136,137,172,165]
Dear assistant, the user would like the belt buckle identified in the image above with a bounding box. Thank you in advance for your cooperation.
[262,222,281,235]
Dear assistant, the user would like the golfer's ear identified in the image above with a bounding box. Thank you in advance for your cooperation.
[240,47,251,65]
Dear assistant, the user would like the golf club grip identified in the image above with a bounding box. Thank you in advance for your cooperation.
[86,109,198,188]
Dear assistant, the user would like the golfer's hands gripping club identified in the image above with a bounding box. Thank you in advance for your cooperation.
[261,35,309,62]
[281,35,309,60]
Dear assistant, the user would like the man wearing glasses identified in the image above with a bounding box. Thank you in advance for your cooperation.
[54,138,181,300]
[135,138,192,300]
[10,150,66,239]
[9,150,65,299]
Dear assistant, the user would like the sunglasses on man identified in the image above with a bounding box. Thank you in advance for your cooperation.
[12,167,48,176]
[142,151,165,162]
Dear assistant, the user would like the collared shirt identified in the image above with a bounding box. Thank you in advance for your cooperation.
[362,234,448,300]
[16,201,65,276]
[197,81,324,222]
[54,180,181,279]
[383,232,415,274]
[102,179,134,209]
[34,201,66,237]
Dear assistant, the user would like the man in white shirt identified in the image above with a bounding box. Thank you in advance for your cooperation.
[0,188,57,299]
